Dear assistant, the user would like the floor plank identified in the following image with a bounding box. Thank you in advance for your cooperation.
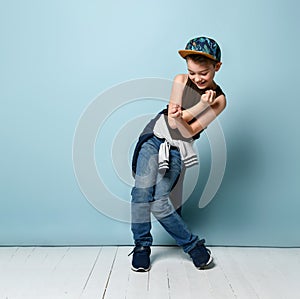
[212,247,260,299]
[1,247,36,298]
[267,247,300,295]
[0,246,300,299]
[102,246,133,299]
[182,247,216,298]
[201,249,238,299]
[46,247,101,299]
[160,247,193,299]
[230,247,300,299]
[147,246,177,299]
[79,246,118,299]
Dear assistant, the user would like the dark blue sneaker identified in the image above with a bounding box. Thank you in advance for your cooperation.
[188,239,213,269]
[129,246,151,272]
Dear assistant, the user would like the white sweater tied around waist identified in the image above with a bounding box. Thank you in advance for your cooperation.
[153,115,198,171]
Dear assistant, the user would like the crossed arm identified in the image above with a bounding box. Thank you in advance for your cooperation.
[167,74,227,139]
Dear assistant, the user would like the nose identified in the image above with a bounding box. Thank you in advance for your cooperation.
[194,75,201,83]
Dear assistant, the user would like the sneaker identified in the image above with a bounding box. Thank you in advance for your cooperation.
[188,239,213,269]
[129,246,151,272]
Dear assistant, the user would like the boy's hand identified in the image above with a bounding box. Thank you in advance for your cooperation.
[201,90,217,105]
[169,103,182,118]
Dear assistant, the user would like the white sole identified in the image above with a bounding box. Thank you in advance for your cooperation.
[197,255,213,270]
[131,266,151,272]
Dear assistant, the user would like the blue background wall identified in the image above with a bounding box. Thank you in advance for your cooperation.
[1,0,299,246]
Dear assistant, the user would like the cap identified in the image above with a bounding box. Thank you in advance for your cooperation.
[178,37,221,62]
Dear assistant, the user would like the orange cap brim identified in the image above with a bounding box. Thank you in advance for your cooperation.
[178,50,218,61]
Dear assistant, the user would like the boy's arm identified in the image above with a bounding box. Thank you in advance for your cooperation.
[171,94,226,139]
[167,74,187,129]
[181,89,219,123]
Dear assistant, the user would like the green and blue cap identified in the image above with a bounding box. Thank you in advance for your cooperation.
[178,37,221,62]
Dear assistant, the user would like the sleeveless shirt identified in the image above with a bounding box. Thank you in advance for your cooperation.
[131,77,225,176]
[162,77,225,140]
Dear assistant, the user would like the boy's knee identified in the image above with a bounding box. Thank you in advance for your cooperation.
[131,186,153,203]
[150,197,175,219]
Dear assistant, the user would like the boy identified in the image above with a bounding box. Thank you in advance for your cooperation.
[130,37,226,271]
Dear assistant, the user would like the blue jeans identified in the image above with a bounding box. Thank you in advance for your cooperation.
[131,135,199,253]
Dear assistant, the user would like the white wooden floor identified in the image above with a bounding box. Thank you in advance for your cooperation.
[0,246,299,299]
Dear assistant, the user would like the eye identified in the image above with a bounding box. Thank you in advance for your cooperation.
[189,72,195,75]
[201,72,208,76]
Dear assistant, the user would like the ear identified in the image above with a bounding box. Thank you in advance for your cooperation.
[215,62,222,72]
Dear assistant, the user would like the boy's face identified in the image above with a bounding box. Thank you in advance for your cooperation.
[187,58,222,90]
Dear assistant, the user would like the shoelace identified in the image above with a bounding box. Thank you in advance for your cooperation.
[128,249,134,256]
[128,246,150,256]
